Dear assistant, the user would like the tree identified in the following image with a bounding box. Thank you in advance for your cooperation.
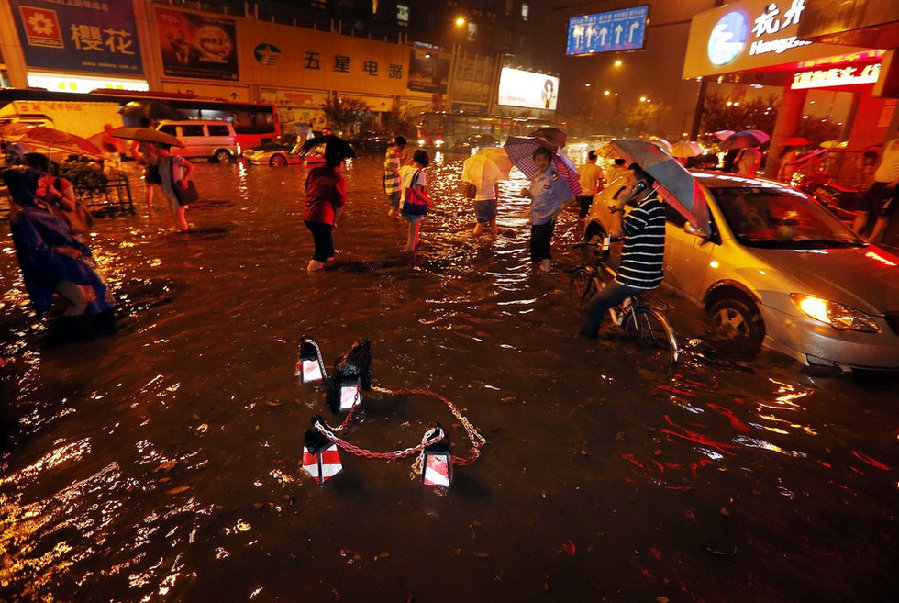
[700,93,779,135]
[321,96,373,135]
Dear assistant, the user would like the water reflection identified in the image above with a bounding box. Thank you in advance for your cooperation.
[0,157,897,600]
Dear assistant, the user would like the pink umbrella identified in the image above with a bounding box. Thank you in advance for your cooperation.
[610,139,709,232]
[720,129,770,150]
[503,136,582,195]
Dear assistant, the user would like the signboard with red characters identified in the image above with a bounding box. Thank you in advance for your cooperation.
[10,0,143,76]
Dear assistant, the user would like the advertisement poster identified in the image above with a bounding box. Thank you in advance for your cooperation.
[9,0,143,75]
[567,6,649,56]
[407,48,449,94]
[155,8,239,81]
[497,68,559,111]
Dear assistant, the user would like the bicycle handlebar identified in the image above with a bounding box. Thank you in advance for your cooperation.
[572,235,625,251]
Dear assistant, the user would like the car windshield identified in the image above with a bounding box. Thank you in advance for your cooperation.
[712,186,864,249]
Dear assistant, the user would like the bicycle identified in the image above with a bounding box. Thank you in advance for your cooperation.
[571,236,679,365]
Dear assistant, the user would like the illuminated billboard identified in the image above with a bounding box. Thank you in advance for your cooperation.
[497,68,559,110]
[567,6,649,56]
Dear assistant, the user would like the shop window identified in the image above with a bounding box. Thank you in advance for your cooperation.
[521,2,528,21]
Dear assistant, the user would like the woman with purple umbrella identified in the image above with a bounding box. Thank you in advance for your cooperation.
[519,146,575,272]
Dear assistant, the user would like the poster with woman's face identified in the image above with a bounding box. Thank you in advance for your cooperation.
[156,8,239,81]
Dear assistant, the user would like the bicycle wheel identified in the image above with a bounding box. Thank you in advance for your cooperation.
[623,307,679,365]
[569,267,598,307]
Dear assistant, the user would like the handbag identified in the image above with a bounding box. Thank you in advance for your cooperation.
[173,179,200,206]
[461,181,477,199]
[402,169,430,216]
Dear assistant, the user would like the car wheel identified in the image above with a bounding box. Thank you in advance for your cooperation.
[709,296,764,351]
[214,149,232,163]
[271,154,287,167]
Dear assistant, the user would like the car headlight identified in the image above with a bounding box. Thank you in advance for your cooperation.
[790,294,881,333]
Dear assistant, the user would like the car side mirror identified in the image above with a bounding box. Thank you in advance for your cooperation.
[683,221,708,240]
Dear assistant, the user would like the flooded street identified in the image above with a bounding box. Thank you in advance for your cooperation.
[1,155,897,601]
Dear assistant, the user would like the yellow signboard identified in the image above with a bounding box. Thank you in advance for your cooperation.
[239,19,408,96]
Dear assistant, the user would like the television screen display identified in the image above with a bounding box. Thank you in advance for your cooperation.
[497,68,559,110]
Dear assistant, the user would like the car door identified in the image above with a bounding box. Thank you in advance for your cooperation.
[662,200,716,304]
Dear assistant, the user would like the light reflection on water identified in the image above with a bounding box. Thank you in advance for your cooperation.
[0,156,897,600]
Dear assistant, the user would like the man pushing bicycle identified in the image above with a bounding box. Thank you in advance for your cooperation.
[579,163,666,339]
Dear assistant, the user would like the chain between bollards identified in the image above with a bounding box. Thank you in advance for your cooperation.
[315,386,486,465]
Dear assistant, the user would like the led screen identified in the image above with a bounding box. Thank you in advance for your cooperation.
[497,68,559,110]
[567,5,649,56]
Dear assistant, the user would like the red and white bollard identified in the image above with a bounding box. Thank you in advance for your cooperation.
[296,335,327,384]
[302,428,341,485]
[421,426,452,488]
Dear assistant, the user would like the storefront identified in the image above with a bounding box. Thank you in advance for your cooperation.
[684,0,899,180]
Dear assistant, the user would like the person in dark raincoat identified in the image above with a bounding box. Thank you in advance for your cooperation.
[3,168,115,318]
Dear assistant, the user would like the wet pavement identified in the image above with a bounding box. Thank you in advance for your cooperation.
[1,155,897,601]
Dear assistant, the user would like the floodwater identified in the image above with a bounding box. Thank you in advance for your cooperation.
[1,155,897,602]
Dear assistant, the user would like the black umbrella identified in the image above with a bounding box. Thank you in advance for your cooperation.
[300,134,357,163]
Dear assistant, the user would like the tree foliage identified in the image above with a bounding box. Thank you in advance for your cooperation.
[321,96,373,135]
[700,93,779,135]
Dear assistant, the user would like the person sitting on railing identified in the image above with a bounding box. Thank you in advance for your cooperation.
[2,167,115,330]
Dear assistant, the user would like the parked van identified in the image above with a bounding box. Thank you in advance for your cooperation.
[156,119,238,162]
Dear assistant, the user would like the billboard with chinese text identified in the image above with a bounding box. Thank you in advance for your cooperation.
[497,68,559,110]
[567,6,649,56]
[9,0,143,76]
[155,8,239,81]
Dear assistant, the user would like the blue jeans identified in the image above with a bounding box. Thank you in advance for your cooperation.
[581,281,642,338]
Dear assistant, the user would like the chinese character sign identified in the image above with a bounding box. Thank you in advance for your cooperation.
[567,5,649,56]
[155,8,239,81]
[10,0,143,76]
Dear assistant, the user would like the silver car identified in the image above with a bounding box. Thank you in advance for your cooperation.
[583,171,899,371]
[240,134,303,166]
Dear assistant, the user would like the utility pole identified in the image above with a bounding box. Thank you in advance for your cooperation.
[688,0,725,140]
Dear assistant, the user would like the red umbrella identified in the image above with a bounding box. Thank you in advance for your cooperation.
[527,127,568,150]
[11,126,105,159]
[609,139,709,232]
[503,136,582,195]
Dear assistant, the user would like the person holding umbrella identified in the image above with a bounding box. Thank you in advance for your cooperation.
[580,163,666,339]
[461,147,513,241]
[156,142,195,232]
[519,146,575,272]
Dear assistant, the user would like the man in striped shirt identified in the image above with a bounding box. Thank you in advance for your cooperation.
[383,136,407,217]
[580,163,666,338]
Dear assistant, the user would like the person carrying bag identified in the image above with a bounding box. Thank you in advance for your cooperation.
[399,150,431,252]
[156,143,196,231]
